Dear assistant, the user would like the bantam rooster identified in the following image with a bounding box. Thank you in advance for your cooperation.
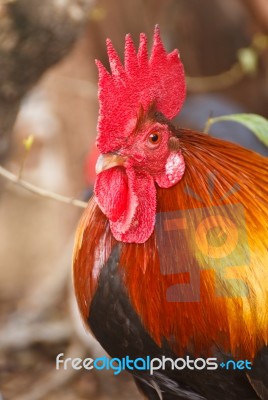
[73,27,268,399]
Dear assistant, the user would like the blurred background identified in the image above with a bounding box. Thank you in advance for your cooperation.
[0,0,268,399]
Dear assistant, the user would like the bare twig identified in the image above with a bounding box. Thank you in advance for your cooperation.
[0,165,88,208]
[186,63,244,93]
[186,33,268,92]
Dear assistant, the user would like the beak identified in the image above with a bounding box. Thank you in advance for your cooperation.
[95,153,126,174]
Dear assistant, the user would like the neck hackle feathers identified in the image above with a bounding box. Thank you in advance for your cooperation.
[96,26,186,153]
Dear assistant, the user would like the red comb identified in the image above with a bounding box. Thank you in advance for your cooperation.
[96,26,186,153]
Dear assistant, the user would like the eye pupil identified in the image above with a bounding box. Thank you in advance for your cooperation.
[149,132,159,143]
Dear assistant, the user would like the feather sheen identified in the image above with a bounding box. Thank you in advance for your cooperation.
[73,129,268,360]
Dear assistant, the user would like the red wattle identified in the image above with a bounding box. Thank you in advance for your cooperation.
[94,167,156,244]
[94,167,129,222]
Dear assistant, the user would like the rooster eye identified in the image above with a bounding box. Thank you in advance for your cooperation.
[148,132,161,145]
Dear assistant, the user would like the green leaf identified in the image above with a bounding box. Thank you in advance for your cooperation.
[237,48,258,75]
[207,113,268,148]
[22,135,34,151]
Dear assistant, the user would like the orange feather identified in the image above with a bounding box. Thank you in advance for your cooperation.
[73,129,268,361]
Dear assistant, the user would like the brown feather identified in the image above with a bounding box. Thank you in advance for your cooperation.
[73,129,268,360]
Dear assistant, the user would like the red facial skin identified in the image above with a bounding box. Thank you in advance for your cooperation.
[94,120,185,243]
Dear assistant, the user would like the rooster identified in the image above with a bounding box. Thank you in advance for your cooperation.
[73,27,268,399]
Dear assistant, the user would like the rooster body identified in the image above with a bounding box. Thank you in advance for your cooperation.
[73,28,268,399]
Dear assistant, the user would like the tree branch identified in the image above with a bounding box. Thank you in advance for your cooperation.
[0,165,88,208]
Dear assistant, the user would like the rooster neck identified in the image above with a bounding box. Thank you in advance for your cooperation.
[73,128,268,364]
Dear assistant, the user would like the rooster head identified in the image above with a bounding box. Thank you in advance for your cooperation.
[94,26,186,243]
